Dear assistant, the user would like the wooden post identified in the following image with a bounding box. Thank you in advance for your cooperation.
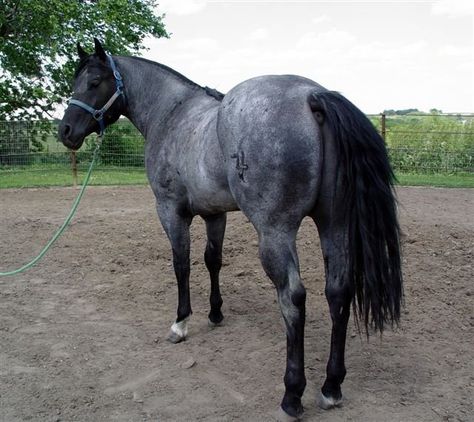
[70,150,78,186]
[380,113,386,142]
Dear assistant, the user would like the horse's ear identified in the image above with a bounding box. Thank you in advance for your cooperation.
[77,43,88,60]
[93,37,107,61]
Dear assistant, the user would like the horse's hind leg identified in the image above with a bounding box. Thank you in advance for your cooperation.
[156,201,193,343]
[258,227,306,420]
[313,216,353,409]
[203,213,226,326]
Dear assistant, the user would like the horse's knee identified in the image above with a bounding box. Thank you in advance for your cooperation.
[290,281,306,308]
[172,247,190,275]
[204,241,222,273]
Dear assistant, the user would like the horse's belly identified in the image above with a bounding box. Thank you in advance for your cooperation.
[186,176,238,215]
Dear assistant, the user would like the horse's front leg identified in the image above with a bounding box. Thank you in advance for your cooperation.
[156,201,193,343]
[203,213,227,326]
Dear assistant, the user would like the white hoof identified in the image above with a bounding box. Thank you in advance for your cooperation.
[166,318,189,343]
[275,406,301,421]
[318,392,343,410]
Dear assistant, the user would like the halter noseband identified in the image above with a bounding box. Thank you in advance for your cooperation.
[68,54,125,135]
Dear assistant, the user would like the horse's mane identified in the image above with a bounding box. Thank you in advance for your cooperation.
[131,57,225,101]
[73,55,225,102]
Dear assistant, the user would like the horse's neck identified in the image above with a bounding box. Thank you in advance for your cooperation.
[115,56,200,138]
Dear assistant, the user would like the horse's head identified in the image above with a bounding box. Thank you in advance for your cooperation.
[58,38,125,150]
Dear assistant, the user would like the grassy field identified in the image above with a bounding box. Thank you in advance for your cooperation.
[0,168,472,189]
[0,167,147,189]
[396,172,474,188]
[2,116,472,189]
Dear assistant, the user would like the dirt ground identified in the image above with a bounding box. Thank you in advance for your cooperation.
[0,186,472,422]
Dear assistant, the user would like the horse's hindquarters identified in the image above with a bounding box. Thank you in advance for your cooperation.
[217,75,324,226]
[216,75,326,418]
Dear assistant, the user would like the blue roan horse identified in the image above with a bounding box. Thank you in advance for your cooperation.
[59,39,403,420]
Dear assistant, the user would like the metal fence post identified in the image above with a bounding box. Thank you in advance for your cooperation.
[70,150,78,186]
[380,112,386,142]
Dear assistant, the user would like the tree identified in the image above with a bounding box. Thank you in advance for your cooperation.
[0,0,167,120]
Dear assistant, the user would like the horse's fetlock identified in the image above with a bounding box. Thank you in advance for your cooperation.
[284,368,306,396]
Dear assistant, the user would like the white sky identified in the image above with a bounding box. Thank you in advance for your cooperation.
[141,0,473,113]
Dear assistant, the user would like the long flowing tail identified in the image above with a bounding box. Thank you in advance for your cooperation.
[310,90,403,333]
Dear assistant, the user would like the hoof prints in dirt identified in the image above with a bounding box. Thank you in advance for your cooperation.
[0,186,472,421]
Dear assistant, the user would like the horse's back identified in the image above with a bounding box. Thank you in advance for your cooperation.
[217,75,325,227]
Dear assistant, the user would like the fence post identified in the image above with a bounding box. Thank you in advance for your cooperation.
[380,112,386,142]
[70,151,78,186]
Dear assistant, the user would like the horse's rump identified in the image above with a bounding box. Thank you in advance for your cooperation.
[216,75,325,224]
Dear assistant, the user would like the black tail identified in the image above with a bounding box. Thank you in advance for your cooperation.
[310,91,403,333]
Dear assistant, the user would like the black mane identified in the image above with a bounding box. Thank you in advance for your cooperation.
[73,55,225,101]
[130,57,225,101]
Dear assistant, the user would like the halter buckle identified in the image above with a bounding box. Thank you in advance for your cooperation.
[93,110,104,121]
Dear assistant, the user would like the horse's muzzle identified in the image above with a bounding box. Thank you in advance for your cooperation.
[58,121,86,150]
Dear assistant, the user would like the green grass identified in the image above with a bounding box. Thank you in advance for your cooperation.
[395,172,474,188]
[0,167,473,189]
[0,167,147,189]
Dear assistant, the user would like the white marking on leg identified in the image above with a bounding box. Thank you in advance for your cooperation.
[170,317,189,339]
[319,392,343,410]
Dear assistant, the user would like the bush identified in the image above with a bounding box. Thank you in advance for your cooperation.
[0,120,55,166]
[88,120,145,167]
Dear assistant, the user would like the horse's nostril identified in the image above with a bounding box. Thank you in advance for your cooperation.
[63,124,72,137]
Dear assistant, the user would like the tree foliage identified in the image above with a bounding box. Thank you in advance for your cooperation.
[383,108,421,116]
[0,0,167,120]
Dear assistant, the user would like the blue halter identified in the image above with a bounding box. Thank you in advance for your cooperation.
[69,54,125,135]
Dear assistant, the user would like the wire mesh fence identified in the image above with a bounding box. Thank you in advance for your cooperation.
[0,114,473,186]
[368,113,474,174]
[0,120,144,170]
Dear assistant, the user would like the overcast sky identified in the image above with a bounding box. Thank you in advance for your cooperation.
[142,0,473,113]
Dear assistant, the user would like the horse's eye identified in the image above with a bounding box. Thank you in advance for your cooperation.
[89,78,101,88]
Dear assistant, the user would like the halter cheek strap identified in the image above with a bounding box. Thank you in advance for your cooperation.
[68,54,125,135]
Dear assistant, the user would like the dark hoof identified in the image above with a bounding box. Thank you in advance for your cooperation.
[318,392,343,410]
[208,310,224,325]
[166,330,186,344]
[280,396,303,421]
[275,406,302,421]
[208,318,224,328]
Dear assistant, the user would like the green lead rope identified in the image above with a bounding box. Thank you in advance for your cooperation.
[0,137,102,277]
